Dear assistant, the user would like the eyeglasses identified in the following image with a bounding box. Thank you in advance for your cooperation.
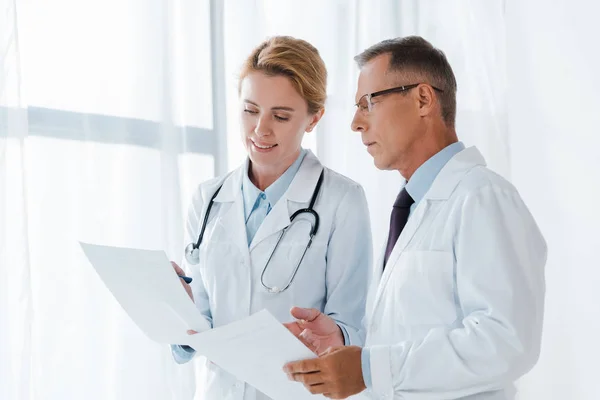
[355,83,444,113]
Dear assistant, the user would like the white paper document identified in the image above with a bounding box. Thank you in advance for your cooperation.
[188,309,325,400]
[79,242,367,400]
[79,242,210,345]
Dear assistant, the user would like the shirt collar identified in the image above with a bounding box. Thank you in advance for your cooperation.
[405,141,465,205]
[242,148,307,213]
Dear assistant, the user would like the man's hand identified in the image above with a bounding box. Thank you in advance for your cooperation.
[284,307,344,355]
[171,261,194,302]
[284,346,366,399]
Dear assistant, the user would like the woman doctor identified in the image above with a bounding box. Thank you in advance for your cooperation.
[170,36,372,400]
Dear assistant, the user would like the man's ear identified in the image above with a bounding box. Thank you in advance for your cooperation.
[416,84,436,118]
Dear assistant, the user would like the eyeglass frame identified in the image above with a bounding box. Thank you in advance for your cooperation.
[355,83,444,113]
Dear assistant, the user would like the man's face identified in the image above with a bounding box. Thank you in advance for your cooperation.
[351,54,423,171]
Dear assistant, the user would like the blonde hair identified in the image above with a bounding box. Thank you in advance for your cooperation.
[239,36,327,115]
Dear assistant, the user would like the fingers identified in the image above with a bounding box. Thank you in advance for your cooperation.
[286,348,364,399]
[287,324,319,353]
[290,307,321,323]
[283,358,321,375]
[307,384,328,396]
[289,371,324,386]
[283,321,303,337]
[185,285,194,302]
[287,371,329,396]
[170,261,194,301]
[284,358,336,397]
[171,261,185,276]
[187,330,198,335]
[299,329,320,354]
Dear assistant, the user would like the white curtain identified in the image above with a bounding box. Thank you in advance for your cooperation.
[1,1,32,398]
[1,0,216,398]
[3,0,599,399]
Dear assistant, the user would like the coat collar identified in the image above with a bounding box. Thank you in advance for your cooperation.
[212,149,323,205]
[249,150,323,250]
[424,146,486,200]
[208,150,324,252]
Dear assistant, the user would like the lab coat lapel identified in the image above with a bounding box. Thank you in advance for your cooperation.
[212,167,251,266]
[369,146,487,319]
[366,242,387,316]
[248,198,291,251]
[249,150,322,251]
[371,199,430,316]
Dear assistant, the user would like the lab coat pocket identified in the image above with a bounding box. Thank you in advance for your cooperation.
[200,239,244,295]
[395,250,457,326]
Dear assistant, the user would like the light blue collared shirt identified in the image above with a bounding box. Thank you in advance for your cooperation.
[361,141,465,389]
[242,149,307,244]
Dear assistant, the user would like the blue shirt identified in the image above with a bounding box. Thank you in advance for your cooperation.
[242,149,307,244]
[361,141,465,389]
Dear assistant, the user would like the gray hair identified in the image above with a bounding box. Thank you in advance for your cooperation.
[354,36,457,127]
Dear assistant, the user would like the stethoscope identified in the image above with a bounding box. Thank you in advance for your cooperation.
[185,169,325,294]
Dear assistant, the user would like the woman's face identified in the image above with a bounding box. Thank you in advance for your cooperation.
[239,72,322,172]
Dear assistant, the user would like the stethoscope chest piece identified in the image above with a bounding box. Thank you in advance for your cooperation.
[185,243,200,265]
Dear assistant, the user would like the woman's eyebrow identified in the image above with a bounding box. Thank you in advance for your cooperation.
[243,99,295,112]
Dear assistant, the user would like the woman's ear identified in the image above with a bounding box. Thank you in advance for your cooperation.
[306,108,325,132]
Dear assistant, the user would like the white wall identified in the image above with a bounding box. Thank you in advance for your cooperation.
[507,1,600,398]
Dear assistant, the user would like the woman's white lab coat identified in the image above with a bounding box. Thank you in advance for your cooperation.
[363,147,547,400]
[180,150,372,400]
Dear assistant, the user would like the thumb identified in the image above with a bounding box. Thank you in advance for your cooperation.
[318,346,334,357]
[290,307,320,322]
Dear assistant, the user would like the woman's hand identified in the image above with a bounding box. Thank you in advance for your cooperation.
[171,261,194,302]
[284,307,344,355]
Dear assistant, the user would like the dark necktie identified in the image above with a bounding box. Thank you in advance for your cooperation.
[383,187,414,268]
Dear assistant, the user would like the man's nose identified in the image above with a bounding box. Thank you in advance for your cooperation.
[351,110,365,133]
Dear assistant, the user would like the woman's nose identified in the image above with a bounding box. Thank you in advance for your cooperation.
[255,117,271,136]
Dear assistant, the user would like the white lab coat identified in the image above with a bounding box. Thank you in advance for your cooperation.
[182,150,372,400]
[363,147,547,400]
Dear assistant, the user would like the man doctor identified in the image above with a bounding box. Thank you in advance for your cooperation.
[284,36,547,400]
